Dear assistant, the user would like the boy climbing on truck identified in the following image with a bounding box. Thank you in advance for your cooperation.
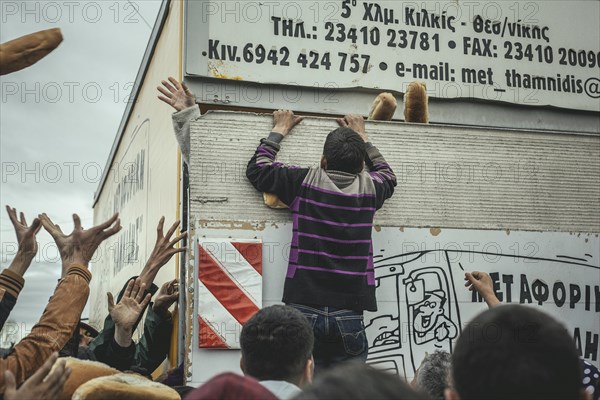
[245,110,396,373]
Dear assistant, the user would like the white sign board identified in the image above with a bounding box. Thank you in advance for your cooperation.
[186,0,600,112]
[189,226,599,384]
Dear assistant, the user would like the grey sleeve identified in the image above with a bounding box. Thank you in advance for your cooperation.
[171,105,201,165]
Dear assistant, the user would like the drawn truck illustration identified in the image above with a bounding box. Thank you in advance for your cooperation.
[365,251,461,376]
[90,0,600,385]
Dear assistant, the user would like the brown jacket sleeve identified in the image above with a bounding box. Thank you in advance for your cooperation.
[0,264,91,391]
[0,269,26,329]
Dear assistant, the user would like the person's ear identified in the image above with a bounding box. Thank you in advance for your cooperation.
[321,155,327,170]
[239,356,246,375]
[445,388,460,400]
[302,355,314,386]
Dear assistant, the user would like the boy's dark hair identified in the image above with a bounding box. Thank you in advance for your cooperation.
[295,363,429,400]
[322,127,366,174]
[415,350,451,400]
[240,305,314,382]
[452,305,581,400]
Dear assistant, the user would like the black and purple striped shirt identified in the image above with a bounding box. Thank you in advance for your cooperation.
[247,133,396,311]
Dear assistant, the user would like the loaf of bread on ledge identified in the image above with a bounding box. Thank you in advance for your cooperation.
[368,92,397,121]
[403,81,429,123]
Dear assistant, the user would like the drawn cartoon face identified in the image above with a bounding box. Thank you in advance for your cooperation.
[413,291,445,333]
[365,315,400,350]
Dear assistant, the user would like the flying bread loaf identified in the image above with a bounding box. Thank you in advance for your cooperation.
[0,28,63,76]
[403,81,429,123]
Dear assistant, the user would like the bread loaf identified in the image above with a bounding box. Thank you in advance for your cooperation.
[0,28,63,75]
[72,373,180,400]
[368,92,397,121]
[263,192,287,209]
[403,81,429,123]
[50,357,119,400]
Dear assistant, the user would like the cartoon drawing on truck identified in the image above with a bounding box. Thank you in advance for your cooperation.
[365,250,461,376]
[364,247,600,377]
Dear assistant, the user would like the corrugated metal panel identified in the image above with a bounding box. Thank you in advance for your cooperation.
[189,111,600,233]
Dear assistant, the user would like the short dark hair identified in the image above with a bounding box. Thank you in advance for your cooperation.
[295,364,429,400]
[451,305,581,400]
[240,305,314,382]
[322,127,366,174]
[415,350,451,400]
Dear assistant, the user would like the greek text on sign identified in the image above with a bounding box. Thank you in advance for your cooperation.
[186,0,600,112]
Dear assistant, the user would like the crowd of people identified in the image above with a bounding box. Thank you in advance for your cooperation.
[0,76,597,399]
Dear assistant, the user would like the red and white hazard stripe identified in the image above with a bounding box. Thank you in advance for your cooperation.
[197,238,262,349]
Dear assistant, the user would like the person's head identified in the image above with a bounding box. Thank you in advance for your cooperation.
[295,363,429,400]
[240,305,314,386]
[186,373,277,400]
[79,322,99,347]
[413,351,452,400]
[447,305,585,400]
[321,127,366,174]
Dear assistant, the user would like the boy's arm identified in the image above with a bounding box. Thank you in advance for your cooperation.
[246,110,309,206]
[1,207,43,329]
[365,144,397,209]
[158,77,198,166]
[171,106,200,166]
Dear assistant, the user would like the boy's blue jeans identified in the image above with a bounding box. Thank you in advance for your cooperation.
[289,303,368,374]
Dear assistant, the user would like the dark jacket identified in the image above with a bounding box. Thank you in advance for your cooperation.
[88,277,173,373]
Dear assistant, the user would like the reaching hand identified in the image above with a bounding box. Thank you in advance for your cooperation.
[39,213,121,272]
[108,277,152,347]
[3,352,71,400]
[153,279,179,314]
[157,77,196,112]
[464,271,500,308]
[6,206,42,275]
[139,217,187,288]
[272,110,305,136]
[337,114,368,142]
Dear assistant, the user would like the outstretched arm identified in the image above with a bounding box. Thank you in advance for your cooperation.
[0,213,120,391]
[246,110,309,206]
[135,279,179,373]
[157,77,198,165]
[1,206,42,329]
[139,217,187,290]
[464,271,501,308]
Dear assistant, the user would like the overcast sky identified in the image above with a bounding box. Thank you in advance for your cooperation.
[0,0,163,339]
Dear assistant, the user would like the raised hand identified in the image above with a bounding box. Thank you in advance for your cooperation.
[337,114,368,142]
[39,213,121,274]
[5,206,42,275]
[153,279,179,315]
[464,271,500,308]
[139,217,187,288]
[3,352,71,400]
[157,76,196,112]
[108,277,152,347]
[272,109,305,137]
